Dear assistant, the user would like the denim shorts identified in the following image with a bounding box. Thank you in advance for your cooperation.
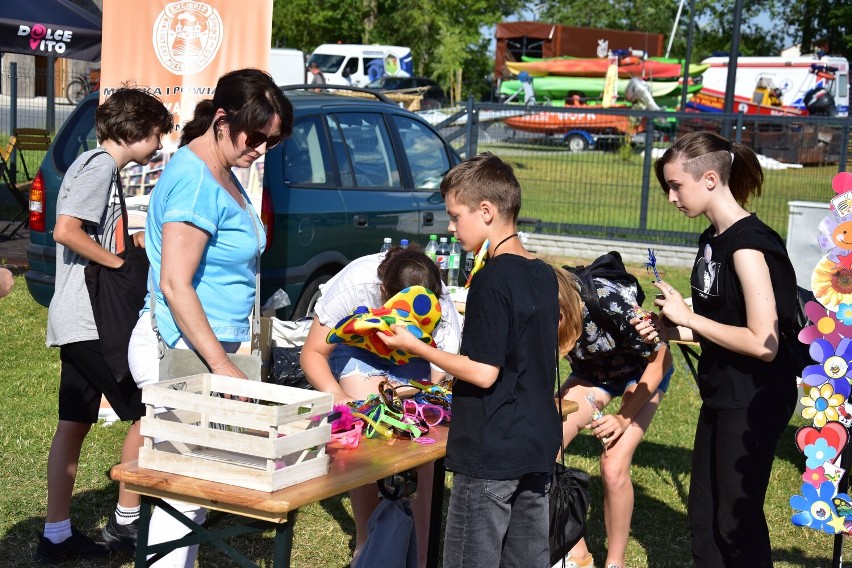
[327,344,431,385]
[576,364,674,398]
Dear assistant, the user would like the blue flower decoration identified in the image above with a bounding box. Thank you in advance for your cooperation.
[839,304,852,326]
[804,438,839,469]
[791,481,839,533]
[801,337,852,400]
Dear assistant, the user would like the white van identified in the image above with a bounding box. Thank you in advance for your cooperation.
[269,48,306,87]
[306,44,413,87]
[700,55,849,116]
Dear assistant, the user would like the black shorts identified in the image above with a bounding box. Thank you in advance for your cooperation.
[59,341,144,423]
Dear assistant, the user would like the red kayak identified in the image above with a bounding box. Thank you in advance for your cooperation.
[506,59,687,79]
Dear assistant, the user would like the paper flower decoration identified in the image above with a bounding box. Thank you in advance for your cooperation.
[839,304,852,326]
[817,214,852,262]
[801,338,852,399]
[803,466,829,488]
[799,301,852,348]
[791,481,843,533]
[801,383,846,427]
[813,254,852,310]
[796,422,849,461]
[805,438,839,469]
[326,286,441,364]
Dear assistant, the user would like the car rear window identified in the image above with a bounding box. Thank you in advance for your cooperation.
[53,97,98,173]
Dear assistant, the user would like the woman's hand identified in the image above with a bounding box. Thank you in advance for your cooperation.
[653,280,693,329]
[631,310,666,344]
[132,230,145,249]
[589,413,631,448]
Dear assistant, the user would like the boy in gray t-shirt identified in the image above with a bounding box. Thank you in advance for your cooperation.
[35,88,172,564]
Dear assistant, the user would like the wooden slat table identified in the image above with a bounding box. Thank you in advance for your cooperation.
[112,401,580,568]
[112,426,450,568]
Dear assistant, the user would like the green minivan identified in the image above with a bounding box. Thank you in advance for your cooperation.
[25,88,460,318]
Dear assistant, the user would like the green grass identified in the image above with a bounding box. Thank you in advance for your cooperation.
[0,265,839,567]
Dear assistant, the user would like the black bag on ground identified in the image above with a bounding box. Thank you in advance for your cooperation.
[564,251,644,337]
[84,161,148,383]
[269,345,312,389]
[549,462,591,565]
[550,351,592,566]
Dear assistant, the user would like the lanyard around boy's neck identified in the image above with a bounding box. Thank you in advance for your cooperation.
[464,240,490,288]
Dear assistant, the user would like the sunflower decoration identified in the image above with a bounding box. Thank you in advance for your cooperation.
[813,253,852,311]
[801,383,847,427]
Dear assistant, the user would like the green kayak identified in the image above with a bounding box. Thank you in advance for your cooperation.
[499,76,702,100]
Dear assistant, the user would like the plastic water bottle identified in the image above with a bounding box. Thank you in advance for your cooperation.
[462,250,475,284]
[448,237,461,287]
[379,237,392,253]
[436,237,450,284]
[425,234,438,263]
[400,238,409,248]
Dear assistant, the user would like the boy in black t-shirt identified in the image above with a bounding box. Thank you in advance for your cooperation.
[379,152,563,567]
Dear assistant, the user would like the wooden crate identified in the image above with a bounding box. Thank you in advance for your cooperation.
[139,374,333,492]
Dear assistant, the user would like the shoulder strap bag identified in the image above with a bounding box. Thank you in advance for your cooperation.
[83,152,150,383]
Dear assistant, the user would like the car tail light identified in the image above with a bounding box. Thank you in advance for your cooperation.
[28,170,46,232]
[260,182,273,250]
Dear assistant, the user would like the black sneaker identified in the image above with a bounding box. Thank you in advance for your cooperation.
[33,525,111,563]
[100,513,137,554]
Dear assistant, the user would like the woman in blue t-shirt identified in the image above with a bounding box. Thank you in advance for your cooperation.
[126,69,293,568]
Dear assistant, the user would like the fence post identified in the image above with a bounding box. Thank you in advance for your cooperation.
[839,121,849,174]
[464,97,476,159]
[734,111,744,144]
[46,56,56,133]
[9,62,17,182]
[638,111,656,231]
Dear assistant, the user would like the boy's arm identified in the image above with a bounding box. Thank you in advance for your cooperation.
[54,214,123,268]
[378,324,500,388]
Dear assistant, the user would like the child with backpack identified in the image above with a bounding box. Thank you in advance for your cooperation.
[553,254,673,568]
[636,131,798,567]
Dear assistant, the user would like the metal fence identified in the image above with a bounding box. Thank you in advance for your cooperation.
[432,101,850,246]
[0,62,80,183]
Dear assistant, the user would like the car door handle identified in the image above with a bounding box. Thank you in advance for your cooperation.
[422,212,434,226]
[353,214,368,228]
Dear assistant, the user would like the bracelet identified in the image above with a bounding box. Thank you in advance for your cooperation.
[210,360,231,371]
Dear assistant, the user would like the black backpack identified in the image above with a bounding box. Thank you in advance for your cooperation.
[563,251,644,338]
[784,286,816,377]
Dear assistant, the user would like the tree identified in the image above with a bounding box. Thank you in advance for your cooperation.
[769,0,851,59]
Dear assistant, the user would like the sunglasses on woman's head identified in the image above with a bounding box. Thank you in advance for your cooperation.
[244,130,283,150]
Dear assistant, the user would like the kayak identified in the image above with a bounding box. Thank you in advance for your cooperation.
[503,110,635,135]
[505,58,708,79]
[518,55,710,78]
[499,76,702,100]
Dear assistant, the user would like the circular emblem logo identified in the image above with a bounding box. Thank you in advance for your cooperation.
[152,2,223,75]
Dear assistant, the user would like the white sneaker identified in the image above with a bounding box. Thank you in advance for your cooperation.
[551,554,595,568]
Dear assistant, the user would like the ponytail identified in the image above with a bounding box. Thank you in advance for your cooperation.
[179,99,215,147]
